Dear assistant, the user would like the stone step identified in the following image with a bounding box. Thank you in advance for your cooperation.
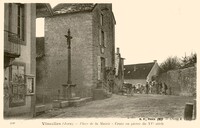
[53,100,61,108]
[52,97,93,108]
[35,105,46,116]
[60,101,69,108]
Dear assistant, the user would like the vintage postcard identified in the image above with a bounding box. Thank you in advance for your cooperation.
[1,0,199,128]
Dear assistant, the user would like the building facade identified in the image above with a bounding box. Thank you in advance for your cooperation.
[36,4,116,104]
[3,3,53,118]
[4,3,36,118]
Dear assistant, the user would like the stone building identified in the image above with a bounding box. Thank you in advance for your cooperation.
[36,4,116,104]
[114,48,125,93]
[3,3,52,118]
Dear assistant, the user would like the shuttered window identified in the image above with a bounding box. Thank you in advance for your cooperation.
[105,58,108,67]
[99,29,101,46]
[100,13,103,26]
[104,31,107,47]
[17,4,25,42]
[101,30,105,47]
[9,4,25,45]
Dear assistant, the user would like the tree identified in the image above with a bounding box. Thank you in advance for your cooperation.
[181,53,197,68]
[160,56,181,73]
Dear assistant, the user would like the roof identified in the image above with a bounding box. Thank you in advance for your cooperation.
[53,3,96,14]
[124,62,155,79]
[36,3,53,18]
[36,37,45,58]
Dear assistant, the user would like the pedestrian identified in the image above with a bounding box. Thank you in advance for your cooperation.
[158,82,162,94]
[133,84,136,93]
[146,82,149,94]
[164,82,168,95]
[155,82,159,94]
[130,84,135,96]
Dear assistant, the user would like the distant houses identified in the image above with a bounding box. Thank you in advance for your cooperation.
[124,60,160,87]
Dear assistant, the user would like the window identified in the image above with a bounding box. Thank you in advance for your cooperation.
[9,62,26,107]
[97,56,106,81]
[101,57,105,73]
[101,57,106,80]
[101,30,105,47]
[100,13,103,26]
[99,29,106,54]
[17,4,25,41]
[8,4,25,44]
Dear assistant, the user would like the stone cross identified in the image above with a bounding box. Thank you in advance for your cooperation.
[62,29,76,99]
[65,29,73,49]
[65,29,73,84]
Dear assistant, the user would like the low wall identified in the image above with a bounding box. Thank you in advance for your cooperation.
[158,66,196,96]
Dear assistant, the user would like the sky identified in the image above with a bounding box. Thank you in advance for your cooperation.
[36,0,200,65]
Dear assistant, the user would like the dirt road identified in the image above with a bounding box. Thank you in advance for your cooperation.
[35,94,194,118]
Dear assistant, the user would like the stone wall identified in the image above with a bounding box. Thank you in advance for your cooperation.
[36,12,94,104]
[158,66,196,96]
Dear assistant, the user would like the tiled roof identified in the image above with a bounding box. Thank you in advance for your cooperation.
[36,37,45,58]
[36,3,53,18]
[53,4,96,14]
[124,62,155,79]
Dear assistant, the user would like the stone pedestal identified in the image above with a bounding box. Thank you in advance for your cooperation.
[62,84,77,100]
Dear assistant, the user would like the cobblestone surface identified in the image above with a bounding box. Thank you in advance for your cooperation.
[35,94,195,119]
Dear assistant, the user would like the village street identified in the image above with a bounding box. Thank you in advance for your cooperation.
[35,94,194,119]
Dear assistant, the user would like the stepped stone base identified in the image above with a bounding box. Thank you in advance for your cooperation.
[35,105,46,116]
[35,104,53,116]
[53,100,62,108]
[60,101,69,108]
[52,96,93,108]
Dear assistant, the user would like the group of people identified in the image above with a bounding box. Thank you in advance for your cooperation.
[122,81,170,96]
[145,81,169,95]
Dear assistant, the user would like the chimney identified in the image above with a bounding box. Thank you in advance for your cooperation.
[117,48,120,54]
[153,60,157,63]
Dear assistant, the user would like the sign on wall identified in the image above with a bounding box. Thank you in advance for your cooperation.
[26,75,35,95]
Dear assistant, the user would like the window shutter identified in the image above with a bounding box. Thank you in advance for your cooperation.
[97,56,101,80]
[105,58,108,67]
[13,4,18,34]
[21,4,25,41]
[99,29,101,45]
[104,32,107,47]
[8,3,12,32]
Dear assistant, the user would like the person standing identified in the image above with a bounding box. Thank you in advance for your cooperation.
[146,82,149,94]
[164,82,168,95]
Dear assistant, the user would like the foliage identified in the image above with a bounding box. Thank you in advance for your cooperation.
[160,56,181,73]
[181,53,197,68]
[160,53,197,73]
